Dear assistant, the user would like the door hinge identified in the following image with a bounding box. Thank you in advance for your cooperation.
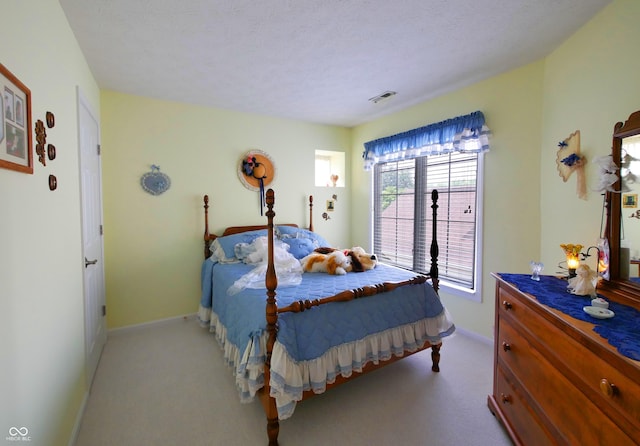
[97,144,101,155]
[102,305,106,317]
[100,224,103,236]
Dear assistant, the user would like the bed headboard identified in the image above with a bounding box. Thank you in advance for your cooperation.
[203,194,314,259]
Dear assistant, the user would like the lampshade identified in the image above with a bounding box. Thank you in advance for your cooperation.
[566,253,580,270]
[560,244,583,278]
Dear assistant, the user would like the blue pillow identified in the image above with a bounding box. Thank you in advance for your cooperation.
[216,230,268,259]
[276,226,331,248]
[275,225,300,237]
[282,237,317,259]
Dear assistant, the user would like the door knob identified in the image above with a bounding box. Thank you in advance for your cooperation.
[85,257,98,268]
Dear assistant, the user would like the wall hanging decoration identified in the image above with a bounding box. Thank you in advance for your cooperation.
[0,63,33,174]
[238,150,275,215]
[47,144,56,161]
[326,199,335,212]
[140,164,171,196]
[322,194,338,221]
[34,119,46,166]
[556,130,586,200]
[623,193,638,208]
[46,111,55,128]
[36,111,58,190]
[593,155,619,194]
[48,174,57,191]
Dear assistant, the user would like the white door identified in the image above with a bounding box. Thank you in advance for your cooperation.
[78,89,106,387]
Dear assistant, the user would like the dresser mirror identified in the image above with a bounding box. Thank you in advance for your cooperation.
[601,109,640,305]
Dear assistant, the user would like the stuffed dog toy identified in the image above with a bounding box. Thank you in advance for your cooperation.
[300,247,378,275]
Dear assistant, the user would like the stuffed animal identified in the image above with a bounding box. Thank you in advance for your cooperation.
[300,247,378,275]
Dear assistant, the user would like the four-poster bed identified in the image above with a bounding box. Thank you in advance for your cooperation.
[198,188,454,445]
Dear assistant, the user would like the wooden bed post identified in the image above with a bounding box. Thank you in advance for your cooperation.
[308,195,314,232]
[430,189,439,293]
[430,189,441,372]
[431,343,441,372]
[203,194,211,259]
[264,188,280,446]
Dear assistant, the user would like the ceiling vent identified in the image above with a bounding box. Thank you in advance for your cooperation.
[368,90,397,104]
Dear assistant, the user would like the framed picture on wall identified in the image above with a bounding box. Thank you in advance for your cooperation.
[0,63,33,174]
[326,199,335,212]
[623,193,638,208]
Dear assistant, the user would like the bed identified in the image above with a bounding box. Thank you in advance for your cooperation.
[198,189,455,445]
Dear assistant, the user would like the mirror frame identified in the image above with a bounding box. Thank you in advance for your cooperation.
[600,109,640,305]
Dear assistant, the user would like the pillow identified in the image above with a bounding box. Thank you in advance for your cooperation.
[234,236,298,264]
[276,226,331,248]
[209,239,239,264]
[234,242,258,262]
[215,229,269,260]
[281,237,317,259]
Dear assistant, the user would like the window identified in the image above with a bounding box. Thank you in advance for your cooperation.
[374,151,482,294]
[315,150,345,187]
[364,111,490,299]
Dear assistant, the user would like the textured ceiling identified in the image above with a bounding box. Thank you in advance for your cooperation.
[59,0,611,127]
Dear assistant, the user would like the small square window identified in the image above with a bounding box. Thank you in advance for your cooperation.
[315,150,344,187]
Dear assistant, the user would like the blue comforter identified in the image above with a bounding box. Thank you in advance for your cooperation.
[200,259,447,361]
[199,258,455,419]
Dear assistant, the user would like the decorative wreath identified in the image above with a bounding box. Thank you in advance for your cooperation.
[238,150,276,214]
[140,164,171,196]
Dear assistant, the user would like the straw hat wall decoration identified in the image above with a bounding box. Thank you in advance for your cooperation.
[556,130,587,200]
[238,150,276,215]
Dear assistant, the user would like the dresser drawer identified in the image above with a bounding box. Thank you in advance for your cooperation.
[498,317,635,446]
[498,284,640,437]
[494,366,556,446]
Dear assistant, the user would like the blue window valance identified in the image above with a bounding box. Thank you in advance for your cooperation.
[362,110,491,170]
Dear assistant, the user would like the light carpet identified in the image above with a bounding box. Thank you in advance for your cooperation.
[75,316,512,446]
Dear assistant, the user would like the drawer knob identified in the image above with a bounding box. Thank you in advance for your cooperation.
[500,393,512,404]
[502,341,511,352]
[600,379,618,397]
[502,301,513,310]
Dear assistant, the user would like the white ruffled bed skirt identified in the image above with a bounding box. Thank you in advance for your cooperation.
[198,304,455,420]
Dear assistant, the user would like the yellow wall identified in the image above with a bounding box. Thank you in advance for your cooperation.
[540,0,640,270]
[100,92,351,328]
[1,0,100,444]
[353,0,640,339]
[2,0,639,444]
[351,62,545,338]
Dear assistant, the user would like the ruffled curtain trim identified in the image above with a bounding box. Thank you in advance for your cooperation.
[362,110,490,170]
[198,304,455,420]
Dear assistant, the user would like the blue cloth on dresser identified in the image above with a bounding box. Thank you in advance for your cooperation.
[498,273,640,361]
[201,259,447,362]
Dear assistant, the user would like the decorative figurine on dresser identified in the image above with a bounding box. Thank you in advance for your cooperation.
[488,110,640,445]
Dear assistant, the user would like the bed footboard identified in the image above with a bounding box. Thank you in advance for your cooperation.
[260,187,442,446]
[276,274,430,313]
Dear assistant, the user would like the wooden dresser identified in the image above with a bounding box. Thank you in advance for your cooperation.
[488,273,640,445]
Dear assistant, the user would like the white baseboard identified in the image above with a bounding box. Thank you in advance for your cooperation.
[68,391,88,446]
[108,313,197,336]
[454,326,493,345]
